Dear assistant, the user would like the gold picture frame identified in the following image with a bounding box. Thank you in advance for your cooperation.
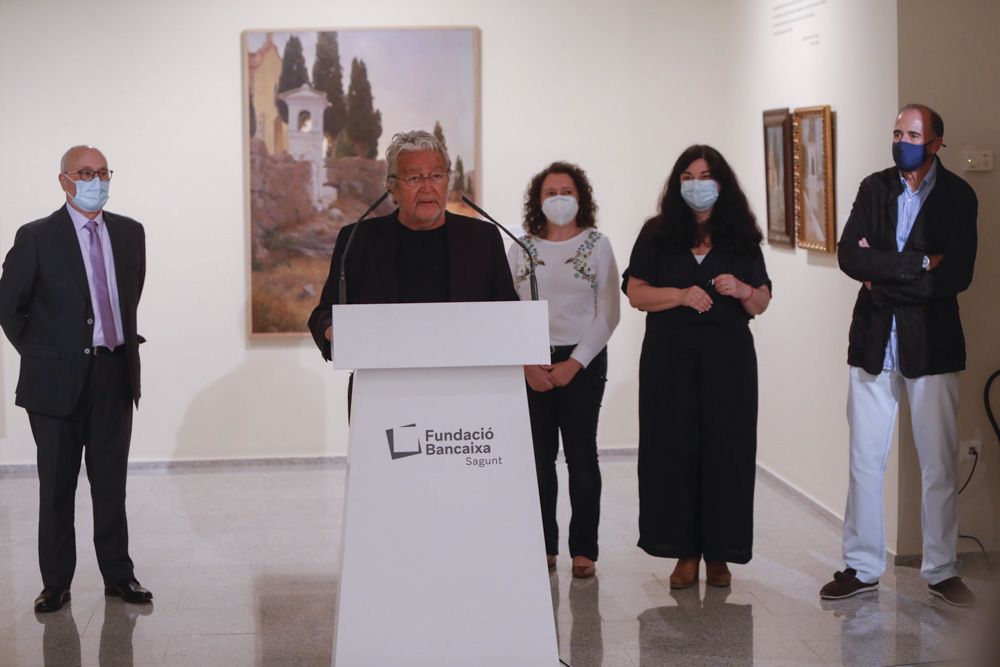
[792,105,835,253]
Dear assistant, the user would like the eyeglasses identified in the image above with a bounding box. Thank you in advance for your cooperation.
[64,168,113,182]
[389,172,449,188]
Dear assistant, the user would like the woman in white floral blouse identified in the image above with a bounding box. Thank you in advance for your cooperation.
[507,162,621,579]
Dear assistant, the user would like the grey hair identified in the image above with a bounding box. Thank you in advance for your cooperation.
[385,130,451,181]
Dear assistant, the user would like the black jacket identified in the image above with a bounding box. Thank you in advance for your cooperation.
[838,158,977,377]
[0,205,146,416]
[307,209,518,360]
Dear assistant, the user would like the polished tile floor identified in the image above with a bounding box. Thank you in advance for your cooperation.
[0,456,995,666]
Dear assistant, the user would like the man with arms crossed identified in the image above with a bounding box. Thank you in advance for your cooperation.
[822,105,977,607]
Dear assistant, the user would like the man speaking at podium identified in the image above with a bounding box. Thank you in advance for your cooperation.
[308,130,517,360]
[306,131,560,666]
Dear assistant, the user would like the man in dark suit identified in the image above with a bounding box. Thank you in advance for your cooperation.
[820,105,978,607]
[308,129,517,360]
[0,145,153,612]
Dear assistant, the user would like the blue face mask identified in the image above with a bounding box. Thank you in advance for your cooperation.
[70,178,110,212]
[680,179,719,213]
[892,140,930,172]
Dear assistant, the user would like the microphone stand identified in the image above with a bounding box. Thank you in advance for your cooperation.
[461,196,538,301]
[338,192,390,305]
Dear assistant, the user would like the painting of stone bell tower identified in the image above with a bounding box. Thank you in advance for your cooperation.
[243,28,480,335]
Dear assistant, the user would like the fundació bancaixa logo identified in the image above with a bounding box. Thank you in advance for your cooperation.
[385,423,422,460]
[385,423,502,468]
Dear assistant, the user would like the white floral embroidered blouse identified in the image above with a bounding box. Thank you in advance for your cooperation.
[506,229,621,367]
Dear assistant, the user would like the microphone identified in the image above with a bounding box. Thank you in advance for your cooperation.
[462,196,538,301]
[338,192,390,305]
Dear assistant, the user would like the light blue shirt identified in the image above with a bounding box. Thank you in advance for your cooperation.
[66,204,126,348]
[883,159,937,371]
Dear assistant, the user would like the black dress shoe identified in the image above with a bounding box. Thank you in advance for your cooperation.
[34,588,71,613]
[104,579,153,604]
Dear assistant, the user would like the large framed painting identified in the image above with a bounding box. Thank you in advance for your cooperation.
[762,108,794,248]
[242,28,481,336]
[792,105,835,253]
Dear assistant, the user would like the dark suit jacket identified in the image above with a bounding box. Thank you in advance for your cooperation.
[0,205,146,417]
[308,209,518,360]
[837,158,977,377]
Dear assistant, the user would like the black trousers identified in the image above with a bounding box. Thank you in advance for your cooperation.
[526,346,607,561]
[28,350,135,588]
[637,323,758,564]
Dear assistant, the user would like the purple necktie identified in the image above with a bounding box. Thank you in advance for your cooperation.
[84,220,120,349]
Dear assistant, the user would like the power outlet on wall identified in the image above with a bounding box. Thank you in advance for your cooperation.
[960,440,982,462]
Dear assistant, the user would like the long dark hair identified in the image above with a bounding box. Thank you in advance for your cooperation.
[522,161,598,237]
[640,145,761,253]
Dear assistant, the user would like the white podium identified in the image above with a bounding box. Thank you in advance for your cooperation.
[330,301,559,666]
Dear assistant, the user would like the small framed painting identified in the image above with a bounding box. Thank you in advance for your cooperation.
[762,108,795,248]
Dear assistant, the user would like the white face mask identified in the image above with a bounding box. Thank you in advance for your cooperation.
[541,195,579,226]
[680,179,719,213]
[71,178,110,212]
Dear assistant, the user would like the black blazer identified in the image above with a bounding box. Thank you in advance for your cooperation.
[0,205,146,417]
[838,158,977,377]
[308,209,518,360]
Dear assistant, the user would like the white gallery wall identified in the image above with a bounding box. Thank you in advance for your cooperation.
[723,1,902,531]
[0,0,741,466]
[0,0,994,551]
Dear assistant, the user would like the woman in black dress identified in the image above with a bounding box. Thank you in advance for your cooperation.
[623,145,771,589]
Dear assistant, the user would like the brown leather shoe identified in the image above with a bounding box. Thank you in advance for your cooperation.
[572,556,596,579]
[705,561,732,587]
[669,557,700,589]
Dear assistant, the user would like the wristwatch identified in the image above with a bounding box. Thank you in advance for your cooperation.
[922,255,930,270]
